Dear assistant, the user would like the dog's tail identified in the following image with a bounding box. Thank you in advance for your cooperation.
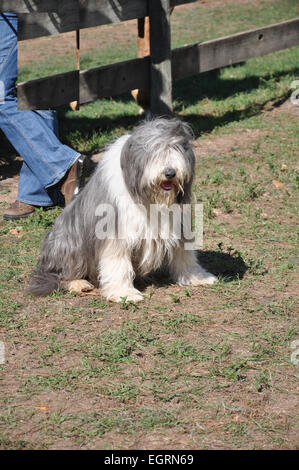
[27,265,61,297]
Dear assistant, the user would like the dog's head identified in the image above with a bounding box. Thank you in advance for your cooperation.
[120,118,195,206]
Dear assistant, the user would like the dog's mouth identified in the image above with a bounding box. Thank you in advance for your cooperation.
[160,180,174,191]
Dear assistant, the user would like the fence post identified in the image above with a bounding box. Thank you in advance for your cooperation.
[149,0,173,116]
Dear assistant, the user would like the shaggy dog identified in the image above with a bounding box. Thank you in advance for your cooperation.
[28,118,217,302]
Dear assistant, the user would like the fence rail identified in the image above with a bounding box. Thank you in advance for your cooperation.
[1,0,195,39]
[1,0,298,113]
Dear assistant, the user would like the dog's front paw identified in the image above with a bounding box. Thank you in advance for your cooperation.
[103,287,144,303]
[178,270,217,286]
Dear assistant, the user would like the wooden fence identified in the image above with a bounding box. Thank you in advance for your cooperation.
[1,0,299,114]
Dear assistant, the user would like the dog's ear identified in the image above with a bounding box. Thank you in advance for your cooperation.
[173,119,195,143]
[178,179,193,204]
[120,137,132,170]
[120,137,143,202]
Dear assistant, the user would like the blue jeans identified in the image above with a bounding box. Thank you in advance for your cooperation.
[0,13,80,206]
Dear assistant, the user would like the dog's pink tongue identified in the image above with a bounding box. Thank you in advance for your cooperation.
[161,181,173,191]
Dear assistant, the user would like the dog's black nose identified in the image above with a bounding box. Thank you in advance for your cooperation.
[164,168,176,179]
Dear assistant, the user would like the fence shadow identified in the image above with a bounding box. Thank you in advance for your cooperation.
[174,67,299,105]
[58,65,298,142]
[1,64,297,180]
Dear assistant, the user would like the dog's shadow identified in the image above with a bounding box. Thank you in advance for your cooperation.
[136,250,248,292]
[196,250,248,281]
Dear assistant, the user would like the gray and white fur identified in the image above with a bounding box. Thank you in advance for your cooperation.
[28,118,217,302]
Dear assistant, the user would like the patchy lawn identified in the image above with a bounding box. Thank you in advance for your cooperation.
[0,0,298,450]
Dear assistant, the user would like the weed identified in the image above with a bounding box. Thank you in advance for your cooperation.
[254,370,271,392]
[169,294,180,303]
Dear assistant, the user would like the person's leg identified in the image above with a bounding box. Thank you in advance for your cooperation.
[17,110,62,207]
[0,13,81,213]
[1,101,80,205]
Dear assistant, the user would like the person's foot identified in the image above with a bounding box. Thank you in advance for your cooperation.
[3,200,36,220]
[60,154,86,205]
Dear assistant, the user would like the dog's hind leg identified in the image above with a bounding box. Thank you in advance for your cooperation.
[169,247,217,286]
[66,279,95,293]
[98,242,143,303]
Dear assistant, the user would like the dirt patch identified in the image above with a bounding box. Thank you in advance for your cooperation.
[195,128,268,157]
